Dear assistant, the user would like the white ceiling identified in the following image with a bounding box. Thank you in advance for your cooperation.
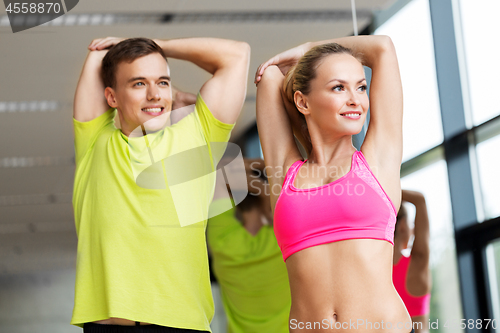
[0,0,396,274]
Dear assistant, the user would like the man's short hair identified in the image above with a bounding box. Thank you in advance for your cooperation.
[101,38,167,89]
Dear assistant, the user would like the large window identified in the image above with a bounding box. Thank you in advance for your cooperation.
[486,240,500,332]
[374,0,443,162]
[476,135,500,220]
[372,0,500,330]
[401,160,464,333]
[459,0,500,126]
[373,0,467,330]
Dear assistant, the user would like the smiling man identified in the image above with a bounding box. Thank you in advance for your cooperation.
[71,37,250,332]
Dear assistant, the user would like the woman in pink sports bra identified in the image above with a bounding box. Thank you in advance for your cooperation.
[255,36,413,332]
[393,190,432,333]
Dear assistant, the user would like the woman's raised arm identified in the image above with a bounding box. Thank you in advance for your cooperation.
[256,66,302,211]
[333,36,403,170]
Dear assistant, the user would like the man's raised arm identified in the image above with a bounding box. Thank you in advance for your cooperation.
[153,38,251,124]
[73,43,111,122]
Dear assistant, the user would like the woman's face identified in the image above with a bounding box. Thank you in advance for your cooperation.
[300,53,369,136]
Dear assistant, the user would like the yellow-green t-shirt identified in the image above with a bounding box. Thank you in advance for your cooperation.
[71,94,233,331]
[207,199,291,333]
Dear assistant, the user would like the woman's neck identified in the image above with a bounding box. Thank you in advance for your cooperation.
[307,135,356,166]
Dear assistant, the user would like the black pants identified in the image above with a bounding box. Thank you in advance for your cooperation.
[83,323,209,333]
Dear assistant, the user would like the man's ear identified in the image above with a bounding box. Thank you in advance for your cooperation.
[294,91,310,116]
[104,87,118,108]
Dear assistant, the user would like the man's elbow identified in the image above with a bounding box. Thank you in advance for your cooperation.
[236,41,251,58]
[227,41,250,65]
[85,49,107,66]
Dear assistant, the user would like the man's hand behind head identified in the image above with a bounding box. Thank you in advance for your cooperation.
[88,37,125,51]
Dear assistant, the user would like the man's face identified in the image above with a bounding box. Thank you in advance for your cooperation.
[106,53,172,136]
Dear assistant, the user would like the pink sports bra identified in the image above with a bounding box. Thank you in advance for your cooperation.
[393,254,431,317]
[273,150,397,261]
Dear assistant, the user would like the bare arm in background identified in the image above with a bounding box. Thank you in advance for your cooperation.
[170,87,197,124]
[403,190,432,296]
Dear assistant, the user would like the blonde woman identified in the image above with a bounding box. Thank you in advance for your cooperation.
[255,36,412,332]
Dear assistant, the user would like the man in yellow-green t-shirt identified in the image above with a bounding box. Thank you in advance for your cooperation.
[71,37,250,332]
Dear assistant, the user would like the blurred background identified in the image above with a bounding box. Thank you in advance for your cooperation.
[1,0,499,332]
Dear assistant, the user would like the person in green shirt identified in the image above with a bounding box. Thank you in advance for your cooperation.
[207,158,291,333]
[71,36,250,332]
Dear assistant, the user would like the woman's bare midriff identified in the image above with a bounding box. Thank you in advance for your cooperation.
[92,318,152,325]
[286,239,412,332]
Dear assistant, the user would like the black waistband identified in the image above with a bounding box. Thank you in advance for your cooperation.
[83,323,209,333]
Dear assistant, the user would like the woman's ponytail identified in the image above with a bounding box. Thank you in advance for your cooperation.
[283,64,297,105]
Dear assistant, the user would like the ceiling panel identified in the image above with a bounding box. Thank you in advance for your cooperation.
[47,0,392,14]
